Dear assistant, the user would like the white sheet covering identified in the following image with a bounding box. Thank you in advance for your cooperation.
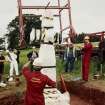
[42,16,54,28]
[44,88,70,105]
[39,40,70,105]
[39,44,56,81]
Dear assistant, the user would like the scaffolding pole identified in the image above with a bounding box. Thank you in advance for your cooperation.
[17,0,74,47]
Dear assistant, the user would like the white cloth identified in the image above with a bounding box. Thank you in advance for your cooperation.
[41,16,54,28]
[7,52,17,62]
[44,89,70,105]
[42,28,54,43]
[39,44,56,82]
[33,58,42,66]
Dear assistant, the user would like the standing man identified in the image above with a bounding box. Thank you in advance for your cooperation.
[27,46,38,70]
[22,58,56,105]
[6,49,19,82]
[64,43,76,72]
[96,38,105,76]
[82,36,93,81]
[0,51,7,87]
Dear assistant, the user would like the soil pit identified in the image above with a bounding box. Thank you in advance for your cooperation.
[64,80,105,105]
[0,80,105,105]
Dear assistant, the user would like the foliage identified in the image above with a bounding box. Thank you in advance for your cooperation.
[75,33,86,43]
[6,14,41,48]
[90,35,100,42]
[0,38,5,45]
[3,49,100,81]
[75,33,100,43]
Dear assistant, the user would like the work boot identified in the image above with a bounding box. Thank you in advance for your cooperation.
[15,77,20,87]
[8,77,13,82]
[0,82,7,87]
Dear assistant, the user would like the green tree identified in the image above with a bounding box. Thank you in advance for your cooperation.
[6,14,41,48]
[0,38,5,45]
[76,32,86,43]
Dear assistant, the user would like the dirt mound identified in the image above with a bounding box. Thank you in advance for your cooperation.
[0,90,24,105]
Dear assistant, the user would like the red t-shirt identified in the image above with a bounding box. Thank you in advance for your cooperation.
[22,67,56,105]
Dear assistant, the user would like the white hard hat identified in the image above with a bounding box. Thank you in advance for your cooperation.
[33,58,42,67]
[32,46,36,49]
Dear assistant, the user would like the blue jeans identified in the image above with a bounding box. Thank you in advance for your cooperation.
[65,56,75,72]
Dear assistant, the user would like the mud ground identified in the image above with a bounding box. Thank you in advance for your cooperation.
[0,78,105,105]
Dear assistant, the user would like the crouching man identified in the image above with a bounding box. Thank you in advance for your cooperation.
[22,58,56,105]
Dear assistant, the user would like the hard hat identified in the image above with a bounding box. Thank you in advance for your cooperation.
[33,58,42,67]
[32,46,36,49]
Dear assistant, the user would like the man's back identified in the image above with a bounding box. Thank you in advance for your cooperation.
[22,67,56,105]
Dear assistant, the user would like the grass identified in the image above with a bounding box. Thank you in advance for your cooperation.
[56,57,82,81]
[4,49,31,75]
[1,48,105,92]
[56,56,101,81]
[3,48,102,81]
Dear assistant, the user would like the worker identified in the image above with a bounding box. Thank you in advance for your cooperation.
[22,57,56,105]
[82,36,93,81]
[6,49,19,82]
[96,37,105,76]
[64,43,76,72]
[0,51,7,87]
[27,46,38,71]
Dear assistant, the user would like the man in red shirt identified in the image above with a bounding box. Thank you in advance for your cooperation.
[82,36,93,81]
[22,58,56,105]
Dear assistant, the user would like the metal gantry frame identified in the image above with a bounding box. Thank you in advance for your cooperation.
[17,0,75,47]
[87,31,105,41]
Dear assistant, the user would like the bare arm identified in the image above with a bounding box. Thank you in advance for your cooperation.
[22,61,31,69]
[22,61,31,79]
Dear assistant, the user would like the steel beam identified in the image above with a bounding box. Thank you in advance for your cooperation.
[22,6,69,9]
[58,0,62,43]
[45,2,50,9]
[59,3,68,12]
[67,0,73,37]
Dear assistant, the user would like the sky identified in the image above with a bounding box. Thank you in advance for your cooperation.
[0,0,105,38]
